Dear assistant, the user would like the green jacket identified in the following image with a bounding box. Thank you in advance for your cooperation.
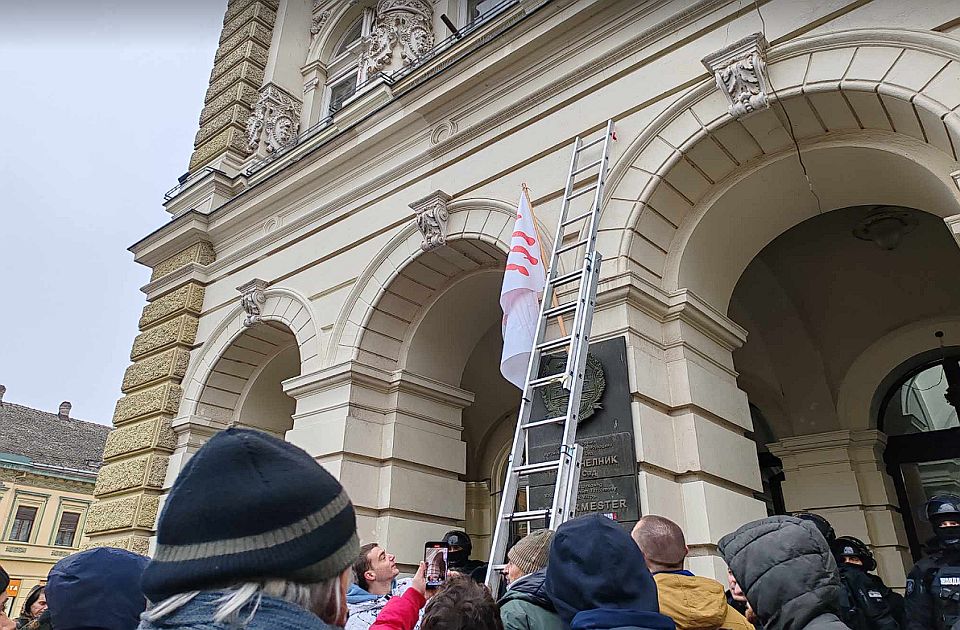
[498,571,564,630]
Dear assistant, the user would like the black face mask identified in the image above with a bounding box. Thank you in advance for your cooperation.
[935,524,960,547]
[448,549,470,567]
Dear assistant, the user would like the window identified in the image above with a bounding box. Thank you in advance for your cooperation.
[9,506,37,542]
[328,76,358,115]
[324,14,372,117]
[54,512,81,547]
[463,0,502,25]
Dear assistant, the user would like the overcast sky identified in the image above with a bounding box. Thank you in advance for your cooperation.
[0,1,227,424]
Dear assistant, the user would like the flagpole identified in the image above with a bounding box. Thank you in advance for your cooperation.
[521,183,567,338]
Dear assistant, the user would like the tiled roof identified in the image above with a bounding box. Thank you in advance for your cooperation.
[0,401,110,475]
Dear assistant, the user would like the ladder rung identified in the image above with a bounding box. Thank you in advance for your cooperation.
[566,184,598,201]
[528,373,565,389]
[571,159,602,177]
[550,268,585,287]
[561,209,593,227]
[502,509,551,522]
[556,239,588,256]
[524,416,566,429]
[514,460,561,475]
[536,335,572,353]
[577,135,606,152]
[544,302,577,319]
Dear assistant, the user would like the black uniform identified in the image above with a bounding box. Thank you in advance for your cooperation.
[905,495,960,630]
[833,535,903,630]
[442,530,489,584]
[838,564,904,630]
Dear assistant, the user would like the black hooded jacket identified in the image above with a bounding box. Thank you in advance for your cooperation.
[719,516,850,630]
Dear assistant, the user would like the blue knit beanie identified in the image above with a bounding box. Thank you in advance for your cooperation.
[141,428,358,601]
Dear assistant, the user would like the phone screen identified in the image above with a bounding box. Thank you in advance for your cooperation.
[424,542,448,588]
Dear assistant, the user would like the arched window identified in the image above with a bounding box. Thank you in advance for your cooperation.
[882,361,960,436]
[325,13,373,116]
[880,355,960,560]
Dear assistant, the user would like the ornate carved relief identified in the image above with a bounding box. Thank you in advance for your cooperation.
[701,33,770,119]
[411,190,452,251]
[238,279,269,326]
[359,0,434,78]
[246,84,303,153]
[311,1,331,38]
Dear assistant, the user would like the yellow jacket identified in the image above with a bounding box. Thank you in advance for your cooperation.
[654,573,753,630]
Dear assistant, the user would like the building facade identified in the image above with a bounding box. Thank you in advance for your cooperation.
[0,392,108,617]
[86,0,960,587]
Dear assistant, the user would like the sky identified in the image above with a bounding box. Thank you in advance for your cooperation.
[0,0,228,424]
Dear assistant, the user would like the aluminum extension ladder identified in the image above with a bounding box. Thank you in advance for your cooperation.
[485,120,615,594]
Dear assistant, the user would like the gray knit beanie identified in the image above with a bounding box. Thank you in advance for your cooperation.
[508,529,554,575]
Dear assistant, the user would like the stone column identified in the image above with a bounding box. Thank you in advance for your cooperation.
[593,277,768,581]
[84,242,214,553]
[769,430,911,587]
[189,0,280,173]
[283,361,472,565]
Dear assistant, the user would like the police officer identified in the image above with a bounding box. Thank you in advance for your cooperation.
[794,511,837,547]
[906,494,960,630]
[834,535,904,630]
[442,530,488,583]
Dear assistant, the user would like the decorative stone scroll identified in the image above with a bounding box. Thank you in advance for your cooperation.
[359,0,434,78]
[246,84,303,154]
[411,190,452,252]
[701,33,770,119]
[238,279,269,327]
[311,1,331,38]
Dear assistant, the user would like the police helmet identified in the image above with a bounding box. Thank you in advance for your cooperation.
[833,535,877,571]
[926,494,960,524]
[794,512,837,546]
[442,530,473,554]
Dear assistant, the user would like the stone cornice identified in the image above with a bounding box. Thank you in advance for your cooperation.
[284,361,475,409]
[597,270,748,351]
[129,216,212,270]
[133,0,743,277]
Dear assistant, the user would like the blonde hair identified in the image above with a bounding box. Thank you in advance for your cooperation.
[142,578,345,627]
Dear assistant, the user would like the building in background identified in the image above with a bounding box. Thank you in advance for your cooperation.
[85,0,960,588]
[0,387,108,616]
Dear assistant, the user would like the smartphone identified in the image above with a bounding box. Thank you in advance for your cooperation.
[424,541,449,588]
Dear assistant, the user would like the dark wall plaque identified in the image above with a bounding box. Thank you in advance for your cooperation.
[524,337,640,530]
[529,474,640,522]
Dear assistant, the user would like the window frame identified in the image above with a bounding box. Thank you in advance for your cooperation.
[322,9,375,117]
[53,511,81,547]
[5,491,47,544]
[9,505,38,543]
[47,498,91,548]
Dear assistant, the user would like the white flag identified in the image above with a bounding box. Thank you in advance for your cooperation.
[500,191,547,389]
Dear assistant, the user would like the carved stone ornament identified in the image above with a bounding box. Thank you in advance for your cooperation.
[411,190,452,252]
[541,353,606,424]
[701,33,771,119]
[238,279,268,327]
[359,0,434,78]
[311,2,331,38]
[246,84,303,154]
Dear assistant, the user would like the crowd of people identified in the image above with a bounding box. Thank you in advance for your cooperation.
[1,428,959,630]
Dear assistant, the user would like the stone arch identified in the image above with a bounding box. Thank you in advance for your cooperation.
[328,198,550,369]
[306,1,373,66]
[838,316,960,433]
[602,28,960,302]
[180,286,321,419]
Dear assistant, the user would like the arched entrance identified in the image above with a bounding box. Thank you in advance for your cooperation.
[595,27,960,585]
[307,201,525,563]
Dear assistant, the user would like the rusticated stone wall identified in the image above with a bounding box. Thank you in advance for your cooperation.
[188,0,279,171]
[84,243,213,553]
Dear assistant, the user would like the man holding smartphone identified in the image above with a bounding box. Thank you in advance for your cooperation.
[347,543,413,630]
